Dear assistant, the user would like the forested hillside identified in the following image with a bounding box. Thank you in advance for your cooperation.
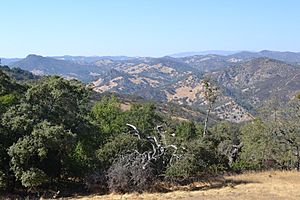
[0,66,299,199]
[0,65,39,81]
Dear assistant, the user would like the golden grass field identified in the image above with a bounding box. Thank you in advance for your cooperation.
[73,171,300,200]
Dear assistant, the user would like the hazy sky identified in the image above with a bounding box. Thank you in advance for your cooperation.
[1,0,300,57]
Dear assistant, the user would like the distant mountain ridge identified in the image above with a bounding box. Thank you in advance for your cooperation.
[4,49,300,66]
[169,50,240,57]
[229,50,300,63]
[11,54,111,82]
[53,55,135,63]
[0,58,23,65]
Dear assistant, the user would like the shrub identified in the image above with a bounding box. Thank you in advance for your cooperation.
[85,171,108,193]
[231,159,263,171]
[8,121,76,187]
[107,153,156,193]
[164,140,225,182]
[96,134,146,169]
[20,168,48,188]
[164,153,198,180]
[0,171,7,189]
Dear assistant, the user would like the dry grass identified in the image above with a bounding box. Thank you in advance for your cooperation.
[71,171,300,200]
[120,102,131,111]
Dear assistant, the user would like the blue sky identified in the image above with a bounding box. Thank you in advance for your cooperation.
[1,0,300,57]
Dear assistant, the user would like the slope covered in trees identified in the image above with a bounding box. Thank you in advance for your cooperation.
[0,67,299,198]
[0,65,39,81]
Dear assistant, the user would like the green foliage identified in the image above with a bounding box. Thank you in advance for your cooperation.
[68,141,93,174]
[93,101,164,169]
[210,121,240,144]
[8,121,76,186]
[91,96,126,138]
[165,140,224,180]
[239,120,274,169]
[1,76,96,188]
[96,134,145,169]
[175,121,197,141]
[20,168,48,188]
[2,76,90,136]
[125,103,162,136]
[231,159,262,171]
[0,70,26,95]
[238,116,300,170]
[0,70,17,95]
[0,171,7,189]
[0,94,17,114]
[0,65,38,81]
[164,153,198,179]
[2,103,37,138]
[23,76,90,130]
[0,69,25,115]
[209,122,241,167]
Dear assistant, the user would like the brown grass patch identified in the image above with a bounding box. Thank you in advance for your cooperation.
[71,171,300,200]
[120,102,131,111]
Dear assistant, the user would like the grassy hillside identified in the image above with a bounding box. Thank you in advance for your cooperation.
[74,171,300,200]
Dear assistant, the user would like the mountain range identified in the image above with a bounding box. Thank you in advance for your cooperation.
[2,50,300,123]
[168,50,240,58]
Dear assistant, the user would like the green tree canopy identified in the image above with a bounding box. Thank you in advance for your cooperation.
[8,121,76,187]
[91,95,126,139]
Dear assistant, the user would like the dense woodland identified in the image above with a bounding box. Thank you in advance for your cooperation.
[0,66,299,198]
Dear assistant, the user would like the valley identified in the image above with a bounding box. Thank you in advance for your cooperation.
[4,50,300,123]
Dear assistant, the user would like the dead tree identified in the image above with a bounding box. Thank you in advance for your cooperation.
[106,124,183,192]
[202,79,218,137]
[229,143,243,166]
[218,141,243,167]
[126,123,180,169]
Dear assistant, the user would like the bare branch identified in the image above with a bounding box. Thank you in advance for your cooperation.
[126,123,141,139]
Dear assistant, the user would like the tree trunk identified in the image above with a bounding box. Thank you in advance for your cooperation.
[203,104,212,137]
[296,146,300,171]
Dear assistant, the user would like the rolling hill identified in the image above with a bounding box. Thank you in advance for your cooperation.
[11,54,109,82]
[228,50,300,63]
[210,58,300,110]
[5,51,300,122]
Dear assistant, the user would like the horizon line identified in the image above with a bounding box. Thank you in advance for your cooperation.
[2,49,300,59]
